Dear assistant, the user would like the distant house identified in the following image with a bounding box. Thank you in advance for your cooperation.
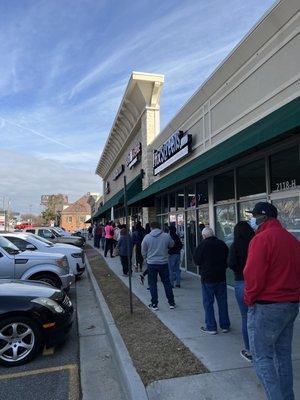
[60,193,93,232]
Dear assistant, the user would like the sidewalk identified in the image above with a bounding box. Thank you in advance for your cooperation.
[90,242,300,400]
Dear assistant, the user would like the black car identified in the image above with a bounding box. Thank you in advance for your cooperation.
[0,279,73,367]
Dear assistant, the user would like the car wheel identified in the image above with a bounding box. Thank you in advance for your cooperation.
[0,316,42,367]
[31,274,61,289]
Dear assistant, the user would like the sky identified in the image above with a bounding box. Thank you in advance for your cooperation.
[0,0,276,214]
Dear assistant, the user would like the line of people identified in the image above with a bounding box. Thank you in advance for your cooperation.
[91,202,299,400]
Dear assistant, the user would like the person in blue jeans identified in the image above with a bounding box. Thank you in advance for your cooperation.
[168,225,183,288]
[194,227,230,334]
[229,221,255,362]
[141,221,175,311]
[244,202,300,400]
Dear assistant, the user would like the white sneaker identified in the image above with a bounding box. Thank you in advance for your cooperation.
[148,304,158,311]
[169,304,176,309]
[200,326,217,335]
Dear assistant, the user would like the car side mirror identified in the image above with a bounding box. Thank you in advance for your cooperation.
[0,252,3,258]
[26,244,36,251]
[51,234,55,239]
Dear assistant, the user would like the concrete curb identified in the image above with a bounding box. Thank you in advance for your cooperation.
[86,258,149,400]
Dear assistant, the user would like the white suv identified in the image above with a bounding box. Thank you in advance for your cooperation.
[2,232,85,277]
[0,236,74,290]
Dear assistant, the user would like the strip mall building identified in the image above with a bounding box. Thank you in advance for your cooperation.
[94,0,300,277]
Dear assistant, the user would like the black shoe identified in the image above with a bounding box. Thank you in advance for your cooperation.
[240,349,252,362]
[148,304,158,311]
[175,284,181,288]
[140,274,144,285]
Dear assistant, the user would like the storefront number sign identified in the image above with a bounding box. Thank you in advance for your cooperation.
[153,130,192,175]
[113,164,124,180]
[276,179,296,192]
[126,142,142,169]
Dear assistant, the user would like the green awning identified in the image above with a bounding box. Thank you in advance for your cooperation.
[129,97,300,205]
[92,174,142,219]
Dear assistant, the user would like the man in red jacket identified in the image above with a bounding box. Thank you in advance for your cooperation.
[244,202,300,400]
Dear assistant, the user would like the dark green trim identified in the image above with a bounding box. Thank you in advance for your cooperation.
[92,174,142,219]
[129,97,300,205]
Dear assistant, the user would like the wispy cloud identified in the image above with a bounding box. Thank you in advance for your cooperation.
[0,0,276,213]
[0,117,74,149]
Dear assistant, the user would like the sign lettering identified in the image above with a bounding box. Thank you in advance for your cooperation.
[153,131,191,175]
[126,142,141,169]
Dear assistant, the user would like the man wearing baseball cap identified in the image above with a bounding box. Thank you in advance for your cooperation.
[244,202,300,400]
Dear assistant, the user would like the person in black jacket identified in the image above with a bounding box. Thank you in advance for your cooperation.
[228,221,255,362]
[194,227,230,334]
[132,221,146,272]
[168,225,183,288]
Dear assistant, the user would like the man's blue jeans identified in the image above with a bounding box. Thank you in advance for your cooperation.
[248,302,299,400]
[235,281,249,350]
[147,264,175,306]
[168,253,181,286]
[201,282,230,331]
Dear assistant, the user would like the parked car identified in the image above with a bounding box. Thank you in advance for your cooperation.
[23,227,85,248]
[2,232,85,277]
[52,227,72,237]
[0,279,73,367]
[0,236,74,290]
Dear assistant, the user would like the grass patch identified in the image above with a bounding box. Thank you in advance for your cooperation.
[85,246,208,386]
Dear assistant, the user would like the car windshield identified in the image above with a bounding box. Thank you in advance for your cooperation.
[0,236,20,255]
[27,233,53,246]
[50,229,60,237]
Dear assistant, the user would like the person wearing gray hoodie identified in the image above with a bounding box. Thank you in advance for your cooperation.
[141,221,175,310]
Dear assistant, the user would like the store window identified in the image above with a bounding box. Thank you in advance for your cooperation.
[176,188,185,210]
[155,197,162,214]
[239,199,266,221]
[214,170,235,202]
[162,194,169,214]
[270,146,300,192]
[196,180,208,205]
[169,192,176,212]
[186,184,196,208]
[272,196,300,240]
[237,159,266,197]
[197,208,209,240]
[215,204,236,245]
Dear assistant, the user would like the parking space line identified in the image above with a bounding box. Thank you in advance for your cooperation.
[0,364,79,400]
[42,346,55,356]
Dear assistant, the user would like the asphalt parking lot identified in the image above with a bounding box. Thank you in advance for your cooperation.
[0,285,80,400]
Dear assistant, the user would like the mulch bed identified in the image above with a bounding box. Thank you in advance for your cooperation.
[85,246,208,386]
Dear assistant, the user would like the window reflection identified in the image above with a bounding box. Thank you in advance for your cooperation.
[272,196,300,240]
[215,204,236,246]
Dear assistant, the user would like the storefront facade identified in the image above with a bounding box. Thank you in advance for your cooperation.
[95,0,300,278]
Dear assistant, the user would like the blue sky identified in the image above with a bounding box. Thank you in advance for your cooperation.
[0,0,275,214]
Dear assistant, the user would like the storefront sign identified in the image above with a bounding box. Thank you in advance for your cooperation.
[275,179,296,192]
[104,181,110,195]
[113,164,124,181]
[126,142,141,169]
[153,130,192,175]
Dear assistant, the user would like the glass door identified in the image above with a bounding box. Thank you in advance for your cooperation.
[186,210,197,273]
